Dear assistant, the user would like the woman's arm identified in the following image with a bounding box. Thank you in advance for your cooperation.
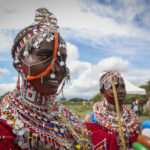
[84,113,92,122]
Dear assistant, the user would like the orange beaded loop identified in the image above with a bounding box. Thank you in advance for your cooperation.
[26,31,58,80]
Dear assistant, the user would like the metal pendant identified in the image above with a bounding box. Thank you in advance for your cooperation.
[18,130,24,136]
[60,61,64,66]
[54,127,58,132]
[7,120,13,125]
[12,129,17,134]
[19,122,24,128]
[1,115,7,120]
[50,73,55,79]
[46,143,51,149]
[46,38,51,42]
[60,128,65,134]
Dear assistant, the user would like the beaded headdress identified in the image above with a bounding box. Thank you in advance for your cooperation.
[12,8,68,81]
[100,70,123,92]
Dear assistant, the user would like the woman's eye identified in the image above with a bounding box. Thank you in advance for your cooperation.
[115,84,119,89]
[39,52,53,60]
[122,84,125,89]
[39,54,50,60]
[37,50,54,60]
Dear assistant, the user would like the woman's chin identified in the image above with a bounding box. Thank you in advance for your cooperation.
[35,87,57,96]
[42,90,57,96]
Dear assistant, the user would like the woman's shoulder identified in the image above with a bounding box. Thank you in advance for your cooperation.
[84,112,93,123]
[0,110,18,149]
[0,95,15,137]
[0,107,14,135]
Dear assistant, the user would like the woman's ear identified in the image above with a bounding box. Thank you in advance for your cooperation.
[100,87,104,95]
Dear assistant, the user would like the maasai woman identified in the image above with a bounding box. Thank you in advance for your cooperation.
[84,71,140,150]
[0,8,92,150]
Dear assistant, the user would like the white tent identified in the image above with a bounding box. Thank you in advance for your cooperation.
[122,75,146,95]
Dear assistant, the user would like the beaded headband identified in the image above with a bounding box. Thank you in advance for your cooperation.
[100,71,122,91]
[15,8,59,54]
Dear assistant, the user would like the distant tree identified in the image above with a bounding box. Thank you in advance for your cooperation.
[140,79,150,97]
[68,97,88,103]
[90,93,103,104]
[125,94,146,104]
[59,97,67,102]
[0,92,9,101]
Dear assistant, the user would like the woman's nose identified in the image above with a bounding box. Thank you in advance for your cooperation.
[118,85,125,93]
[53,62,61,73]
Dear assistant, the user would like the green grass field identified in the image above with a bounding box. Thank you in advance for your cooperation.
[63,103,149,124]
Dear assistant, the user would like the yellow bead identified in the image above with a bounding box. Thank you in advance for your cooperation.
[76,145,81,149]
[28,136,32,139]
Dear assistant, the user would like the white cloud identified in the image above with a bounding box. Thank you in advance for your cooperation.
[66,42,79,64]
[0,83,16,96]
[0,30,14,53]
[0,68,10,74]
[96,57,130,72]
[0,0,150,58]
[13,76,17,82]
[68,60,92,78]
[0,0,150,39]
[0,57,9,61]
[125,69,150,86]
[64,43,135,97]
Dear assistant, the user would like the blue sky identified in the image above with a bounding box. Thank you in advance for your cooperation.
[0,0,150,98]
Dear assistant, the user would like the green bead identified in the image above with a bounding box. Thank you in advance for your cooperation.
[132,142,149,150]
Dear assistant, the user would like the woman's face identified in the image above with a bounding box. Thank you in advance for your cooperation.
[21,38,67,95]
[103,76,126,105]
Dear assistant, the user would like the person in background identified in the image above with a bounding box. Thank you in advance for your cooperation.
[0,8,92,150]
[136,98,141,115]
[146,96,150,118]
[131,99,135,109]
[134,102,139,116]
[84,71,140,150]
[140,100,144,115]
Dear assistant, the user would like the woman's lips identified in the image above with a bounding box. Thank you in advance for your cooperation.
[46,79,61,86]
[47,80,59,83]
[118,95,126,101]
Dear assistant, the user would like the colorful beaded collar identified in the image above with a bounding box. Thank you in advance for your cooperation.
[93,100,139,133]
[0,90,92,149]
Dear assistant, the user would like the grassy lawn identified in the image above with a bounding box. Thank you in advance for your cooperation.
[137,115,149,124]
[63,103,149,124]
[65,103,93,120]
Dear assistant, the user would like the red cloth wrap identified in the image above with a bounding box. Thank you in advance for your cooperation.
[85,122,139,150]
[0,118,21,150]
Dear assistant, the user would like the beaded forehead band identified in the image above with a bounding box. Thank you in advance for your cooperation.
[100,71,122,91]
[13,8,67,81]
[15,8,59,54]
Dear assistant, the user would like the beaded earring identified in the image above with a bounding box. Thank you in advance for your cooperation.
[50,66,55,79]
[41,76,44,84]
[17,74,20,91]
